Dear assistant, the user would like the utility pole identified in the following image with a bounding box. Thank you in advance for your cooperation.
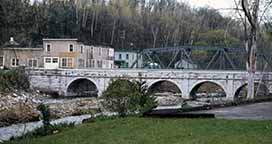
[121,30,125,49]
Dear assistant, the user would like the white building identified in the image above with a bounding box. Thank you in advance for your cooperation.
[41,38,114,69]
[84,45,114,69]
[174,59,198,69]
[114,51,142,68]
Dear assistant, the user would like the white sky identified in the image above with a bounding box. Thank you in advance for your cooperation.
[181,0,236,16]
[183,0,235,9]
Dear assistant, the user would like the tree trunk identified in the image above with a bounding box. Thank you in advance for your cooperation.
[164,31,171,47]
[247,71,255,99]
[247,35,257,99]
[91,10,96,38]
[241,0,260,100]
[151,26,159,48]
[82,7,88,28]
[110,19,116,45]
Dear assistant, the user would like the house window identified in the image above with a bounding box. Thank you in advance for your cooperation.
[61,57,73,68]
[44,57,59,69]
[0,57,3,67]
[100,60,103,68]
[119,54,122,59]
[92,60,95,68]
[45,58,52,63]
[28,59,38,68]
[78,59,84,67]
[62,58,67,67]
[69,44,74,52]
[99,48,102,56]
[97,60,99,68]
[46,43,51,52]
[90,47,93,59]
[80,45,84,53]
[52,58,59,63]
[126,54,129,60]
[68,58,73,67]
[11,58,19,67]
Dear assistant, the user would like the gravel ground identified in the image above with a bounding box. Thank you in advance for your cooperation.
[192,101,272,120]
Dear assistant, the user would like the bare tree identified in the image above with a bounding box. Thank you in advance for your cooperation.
[236,0,272,99]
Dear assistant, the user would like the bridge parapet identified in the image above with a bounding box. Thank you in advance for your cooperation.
[27,68,272,100]
[28,68,263,80]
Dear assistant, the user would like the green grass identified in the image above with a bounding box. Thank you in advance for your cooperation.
[5,117,272,144]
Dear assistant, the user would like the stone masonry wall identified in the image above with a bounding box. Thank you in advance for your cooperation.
[28,69,272,100]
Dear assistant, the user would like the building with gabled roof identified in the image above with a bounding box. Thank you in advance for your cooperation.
[0,37,114,69]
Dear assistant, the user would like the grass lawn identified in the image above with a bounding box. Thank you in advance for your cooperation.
[5,117,272,144]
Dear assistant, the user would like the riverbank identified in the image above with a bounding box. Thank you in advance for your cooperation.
[4,117,272,144]
[0,114,93,142]
[0,90,99,127]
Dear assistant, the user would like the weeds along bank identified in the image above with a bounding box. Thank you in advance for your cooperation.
[0,68,98,127]
[0,68,155,127]
[0,68,29,93]
[0,68,37,127]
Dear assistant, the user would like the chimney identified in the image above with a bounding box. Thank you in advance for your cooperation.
[8,37,19,46]
[10,37,14,43]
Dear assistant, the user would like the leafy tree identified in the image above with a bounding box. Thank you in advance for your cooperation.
[136,80,157,114]
[1,0,271,57]
[0,0,247,48]
[196,29,240,47]
[102,79,156,117]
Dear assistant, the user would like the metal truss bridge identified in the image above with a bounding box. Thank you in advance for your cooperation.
[130,46,272,71]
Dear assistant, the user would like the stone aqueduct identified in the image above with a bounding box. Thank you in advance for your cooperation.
[28,69,272,100]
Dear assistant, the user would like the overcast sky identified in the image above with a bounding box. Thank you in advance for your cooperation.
[182,0,234,9]
[181,0,236,16]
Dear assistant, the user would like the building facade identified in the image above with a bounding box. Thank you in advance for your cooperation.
[174,60,198,69]
[114,51,142,68]
[42,38,114,69]
[0,38,114,69]
[0,47,43,69]
[84,45,114,69]
[43,39,80,69]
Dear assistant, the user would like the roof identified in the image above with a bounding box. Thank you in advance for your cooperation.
[43,38,78,41]
[175,59,196,65]
[0,47,43,51]
[2,39,20,48]
[115,49,139,53]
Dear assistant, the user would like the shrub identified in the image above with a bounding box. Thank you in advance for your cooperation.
[37,104,52,135]
[0,68,29,93]
[102,79,157,117]
[35,104,75,137]
[136,81,157,114]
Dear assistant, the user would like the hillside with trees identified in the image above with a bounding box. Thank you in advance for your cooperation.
[0,0,271,51]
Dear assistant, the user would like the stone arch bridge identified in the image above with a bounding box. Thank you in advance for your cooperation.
[28,69,272,101]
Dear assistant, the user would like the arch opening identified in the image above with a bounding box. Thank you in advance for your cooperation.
[148,80,182,106]
[67,78,98,97]
[190,82,226,103]
[234,83,270,101]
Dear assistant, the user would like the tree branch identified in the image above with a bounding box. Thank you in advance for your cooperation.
[259,1,272,23]
[241,0,255,28]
